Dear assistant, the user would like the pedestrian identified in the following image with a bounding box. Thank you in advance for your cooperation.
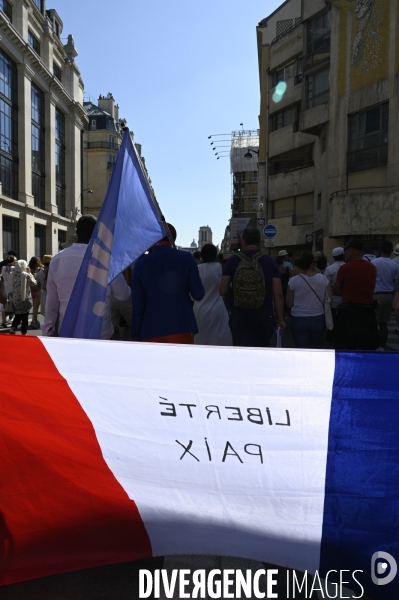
[392,243,399,267]
[193,243,232,346]
[39,255,52,318]
[275,256,290,309]
[131,223,205,343]
[8,260,37,335]
[193,251,202,265]
[278,250,293,272]
[316,253,328,274]
[285,252,331,349]
[363,244,377,262]
[1,250,17,324]
[333,238,379,350]
[324,247,345,339]
[42,215,97,336]
[220,227,285,347]
[28,256,43,329]
[372,240,399,350]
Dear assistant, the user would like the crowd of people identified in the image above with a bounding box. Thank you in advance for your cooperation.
[1,216,399,352]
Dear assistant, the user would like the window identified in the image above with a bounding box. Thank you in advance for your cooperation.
[253,171,258,182]
[58,230,66,250]
[307,11,330,55]
[2,216,19,257]
[347,102,389,172]
[274,62,295,86]
[317,193,322,210]
[28,31,40,56]
[55,108,65,216]
[108,154,116,170]
[272,105,298,131]
[307,68,329,108]
[0,0,12,21]
[91,119,96,129]
[0,48,17,200]
[34,224,46,257]
[108,118,114,129]
[53,21,59,37]
[53,63,61,82]
[109,135,115,149]
[32,0,43,12]
[31,83,45,209]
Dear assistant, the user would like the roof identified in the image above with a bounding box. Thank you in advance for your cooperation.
[83,102,111,117]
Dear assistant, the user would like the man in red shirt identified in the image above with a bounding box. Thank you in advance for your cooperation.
[333,238,379,350]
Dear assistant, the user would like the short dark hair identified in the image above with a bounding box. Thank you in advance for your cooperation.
[317,254,328,271]
[334,254,345,262]
[7,250,17,257]
[28,256,42,271]
[381,240,393,255]
[193,251,201,260]
[76,215,97,243]
[201,244,217,263]
[241,227,260,246]
[345,237,364,251]
[217,253,224,261]
[301,252,315,270]
[293,256,303,268]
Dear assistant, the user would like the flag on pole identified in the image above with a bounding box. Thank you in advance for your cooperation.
[59,129,165,339]
[1,337,398,600]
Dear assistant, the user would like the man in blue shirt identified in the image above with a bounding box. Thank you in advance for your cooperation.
[131,224,205,343]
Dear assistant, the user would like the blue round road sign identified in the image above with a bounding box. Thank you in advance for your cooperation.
[263,224,277,239]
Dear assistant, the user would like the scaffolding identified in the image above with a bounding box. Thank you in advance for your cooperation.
[230,130,259,219]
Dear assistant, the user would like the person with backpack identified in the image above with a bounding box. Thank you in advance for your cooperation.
[219,227,285,347]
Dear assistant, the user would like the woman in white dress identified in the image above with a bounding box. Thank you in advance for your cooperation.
[193,244,232,346]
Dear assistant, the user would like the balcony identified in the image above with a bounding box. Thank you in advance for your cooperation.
[329,190,399,237]
[299,103,329,135]
[84,141,120,150]
[269,23,303,72]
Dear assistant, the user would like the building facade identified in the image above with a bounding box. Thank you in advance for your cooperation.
[83,93,152,218]
[257,0,399,257]
[198,225,212,250]
[0,0,87,259]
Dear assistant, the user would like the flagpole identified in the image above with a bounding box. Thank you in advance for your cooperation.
[128,130,176,249]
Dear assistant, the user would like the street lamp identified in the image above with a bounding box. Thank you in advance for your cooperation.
[244,149,259,159]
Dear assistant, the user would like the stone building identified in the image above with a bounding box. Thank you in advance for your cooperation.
[0,0,87,259]
[83,93,151,217]
[257,0,399,257]
[198,225,212,250]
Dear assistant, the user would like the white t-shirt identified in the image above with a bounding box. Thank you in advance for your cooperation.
[288,273,329,317]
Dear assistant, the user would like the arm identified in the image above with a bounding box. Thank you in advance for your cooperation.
[272,277,286,330]
[110,273,131,302]
[285,285,294,309]
[393,291,399,311]
[333,281,342,296]
[41,266,59,336]
[219,275,231,297]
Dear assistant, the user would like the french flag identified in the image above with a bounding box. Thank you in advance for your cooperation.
[1,337,398,599]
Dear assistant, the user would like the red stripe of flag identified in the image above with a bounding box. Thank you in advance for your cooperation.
[0,337,152,585]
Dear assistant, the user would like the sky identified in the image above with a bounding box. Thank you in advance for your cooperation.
[54,0,282,248]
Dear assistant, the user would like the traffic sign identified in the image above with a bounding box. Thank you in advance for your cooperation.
[263,224,277,239]
[257,217,265,227]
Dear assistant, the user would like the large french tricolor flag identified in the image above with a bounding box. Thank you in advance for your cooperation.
[1,337,398,599]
